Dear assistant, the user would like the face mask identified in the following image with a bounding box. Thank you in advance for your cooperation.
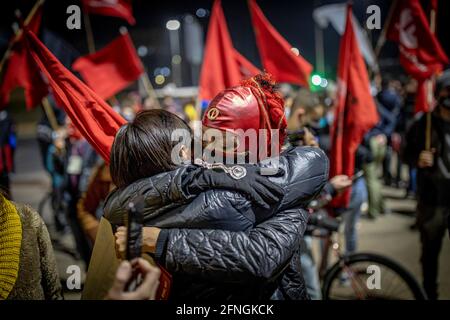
[439,96,450,109]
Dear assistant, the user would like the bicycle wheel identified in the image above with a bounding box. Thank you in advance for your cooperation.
[322,252,427,300]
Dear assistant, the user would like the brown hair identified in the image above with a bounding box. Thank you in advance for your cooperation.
[110,109,191,188]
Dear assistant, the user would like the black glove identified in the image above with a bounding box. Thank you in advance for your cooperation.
[181,164,285,209]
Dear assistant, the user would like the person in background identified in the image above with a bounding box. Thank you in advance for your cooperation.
[404,70,450,300]
[363,127,387,219]
[46,128,68,232]
[36,95,66,173]
[340,145,370,253]
[64,120,97,267]
[0,190,62,300]
[142,96,160,111]
[0,110,15,198]
[77,161,114,246]
[377,78,402,187]
[398,78,419,196]
[162,95,182,117]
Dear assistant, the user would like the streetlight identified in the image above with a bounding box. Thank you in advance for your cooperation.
[166,19,182,86]
[166,19,180,31]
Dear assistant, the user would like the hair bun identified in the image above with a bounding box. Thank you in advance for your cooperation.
[241,73,287,148]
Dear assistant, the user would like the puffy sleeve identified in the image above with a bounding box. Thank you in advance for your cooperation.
[157,207,308,282]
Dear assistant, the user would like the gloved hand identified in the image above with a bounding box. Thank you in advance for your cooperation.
[181,164,285,209]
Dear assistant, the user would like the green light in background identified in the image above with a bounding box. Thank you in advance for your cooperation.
[311,74,322,86]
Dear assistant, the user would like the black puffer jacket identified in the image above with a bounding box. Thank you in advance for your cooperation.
[104,146,329,300]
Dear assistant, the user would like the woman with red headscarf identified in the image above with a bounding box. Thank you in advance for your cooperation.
[104,73,329,300]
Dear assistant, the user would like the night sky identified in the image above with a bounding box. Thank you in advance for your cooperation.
[1,0,449,87]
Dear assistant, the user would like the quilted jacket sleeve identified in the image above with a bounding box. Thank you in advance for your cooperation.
[158,207,308,282]
[263,146,329,211]
[104,146,328,225]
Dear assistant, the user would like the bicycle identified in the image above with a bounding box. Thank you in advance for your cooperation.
[306,211,427,300]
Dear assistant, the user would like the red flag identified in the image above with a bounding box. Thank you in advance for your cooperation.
[386,0,448,113]
[414,79,433,113]
[198,0,242,102]
[386,0,448,79]
[233,49,261,78]
[430,0,438,11]
[330,5,379,208]
[24,30,126,163]
[248,0,312,87]
[0,8,48,110]
[82,0,135,25]
[72,32,144,100]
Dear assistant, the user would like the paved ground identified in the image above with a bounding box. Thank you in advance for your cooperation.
[10,137,450,300]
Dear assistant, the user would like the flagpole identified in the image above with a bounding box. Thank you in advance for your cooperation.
[425,7,437,151]
[41,97,59,131]
[374,0,397,59]
[119,26,161,109]
[3,3,59,131]
[141,73,162,109]
[0,0,45,74]
[82,6,96,53]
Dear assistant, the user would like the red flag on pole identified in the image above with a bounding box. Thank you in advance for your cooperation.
[0,7,48,110]
[72,32,144,100]
[414,79,432,114]
[24,30,126,162]
[198,0,242,102]
[386,0,448,112]
[82,0,135,25]
[248,0,312,87]
[330,4,379,208]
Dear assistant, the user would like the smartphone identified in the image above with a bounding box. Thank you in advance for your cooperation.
[125,197,144,291]
[351,170,364,182]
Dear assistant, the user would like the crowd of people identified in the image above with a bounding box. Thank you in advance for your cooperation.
[0,70,449,300]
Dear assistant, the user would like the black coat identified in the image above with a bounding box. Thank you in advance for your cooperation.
[404,111,450,209]
[103,146,329,300]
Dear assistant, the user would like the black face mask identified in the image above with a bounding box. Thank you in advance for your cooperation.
[439,96,450,110]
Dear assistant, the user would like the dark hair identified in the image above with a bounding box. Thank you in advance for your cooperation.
[110,109,191,188]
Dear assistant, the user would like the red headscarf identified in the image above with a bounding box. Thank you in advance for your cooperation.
[202,73,286,160]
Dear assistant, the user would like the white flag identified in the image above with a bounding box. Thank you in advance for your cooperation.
[313,3,378,71]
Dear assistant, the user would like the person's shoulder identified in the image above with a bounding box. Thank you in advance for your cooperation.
[13,202,43,230]
[281,145,326,158]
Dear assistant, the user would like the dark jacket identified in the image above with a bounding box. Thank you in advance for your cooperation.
[103,146,329,300]
[370,89,401,139]
[404,110,450,209]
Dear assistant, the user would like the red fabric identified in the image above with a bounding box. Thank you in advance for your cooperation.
[198,0,242,102]
[203,73,286,159]
[386,0,448,113]
[414,79,433,113]
[430,0,438,11]
[82,0,135,25]
[248,0,312,87]
[0,8,48,110]
[329,5,379,208]
[233,49,261,78]
[386,0,448,79]
[0,145,13,173]
[24,30,126,163]
[72,32,144,100]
